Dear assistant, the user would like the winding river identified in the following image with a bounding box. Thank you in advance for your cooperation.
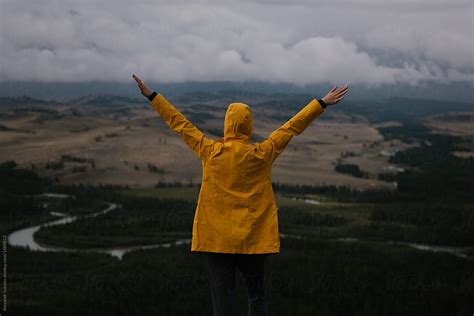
[7,193,191,260]
[7,193,473,261]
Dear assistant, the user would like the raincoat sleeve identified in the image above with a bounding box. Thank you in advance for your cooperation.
[259,99,325,163]
[150,93,215,160]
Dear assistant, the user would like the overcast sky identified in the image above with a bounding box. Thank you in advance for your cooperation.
[1,0,473,86]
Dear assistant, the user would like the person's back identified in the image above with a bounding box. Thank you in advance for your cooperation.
[198,137,276,253]
[147,95,326,254]
[133,74,348,316]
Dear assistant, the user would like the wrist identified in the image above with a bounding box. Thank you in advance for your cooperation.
[318,98,327,109]
[147,91,158,102]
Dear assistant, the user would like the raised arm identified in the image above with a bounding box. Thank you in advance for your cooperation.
[258,85,349,163]
[133,75,215,160]
[258,99,325,163]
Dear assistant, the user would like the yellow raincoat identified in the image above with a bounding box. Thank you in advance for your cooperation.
[150,93,325,254]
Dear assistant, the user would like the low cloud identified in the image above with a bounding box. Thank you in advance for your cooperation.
[1,0,472,85]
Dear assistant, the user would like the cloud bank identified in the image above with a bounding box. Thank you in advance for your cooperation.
[1,0,473,85]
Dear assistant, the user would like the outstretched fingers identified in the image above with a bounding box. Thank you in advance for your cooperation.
[133,74,145,87]
[337,85,349,92]
[334,85,349,97]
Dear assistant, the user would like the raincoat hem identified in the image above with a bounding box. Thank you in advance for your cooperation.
[190,248,280,255]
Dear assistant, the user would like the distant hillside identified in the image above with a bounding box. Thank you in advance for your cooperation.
[0,94,472,123]
[338,96,474,123]
[0,96,62,107]
[0,80,472,103]
[0,95,144,109]
[67,94,143,108]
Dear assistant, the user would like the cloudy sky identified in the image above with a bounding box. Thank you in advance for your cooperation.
[1,0,473,86]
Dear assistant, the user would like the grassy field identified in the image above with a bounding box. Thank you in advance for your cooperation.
[0,96,408,190]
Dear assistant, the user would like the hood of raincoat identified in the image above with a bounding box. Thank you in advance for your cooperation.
[224,102,253,142]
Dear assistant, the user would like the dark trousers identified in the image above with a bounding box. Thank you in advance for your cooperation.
[205,252,268,316]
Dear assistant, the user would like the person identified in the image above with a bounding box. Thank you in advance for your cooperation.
[133,74,349,316]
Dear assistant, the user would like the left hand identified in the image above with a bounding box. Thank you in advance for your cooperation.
[321,85,349,106]
[133,74,153,98]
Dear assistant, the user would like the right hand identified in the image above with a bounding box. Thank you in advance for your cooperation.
[322,85,349,106]
[133,74,153,98]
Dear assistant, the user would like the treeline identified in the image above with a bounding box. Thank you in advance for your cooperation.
[278,206,347,238]
[369,203,474,246]
[0,160,52,194]
[0,160,54,232]
[378,173,397,182]
[339,97,473,124]
[377,120,474,200]
[335,163,369,178]
[155,180,196,188]
[377,120,432,144]
[48,182,130,202]
[271,181,400,203]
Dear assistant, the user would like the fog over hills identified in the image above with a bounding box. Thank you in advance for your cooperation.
[0,80,472,104]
